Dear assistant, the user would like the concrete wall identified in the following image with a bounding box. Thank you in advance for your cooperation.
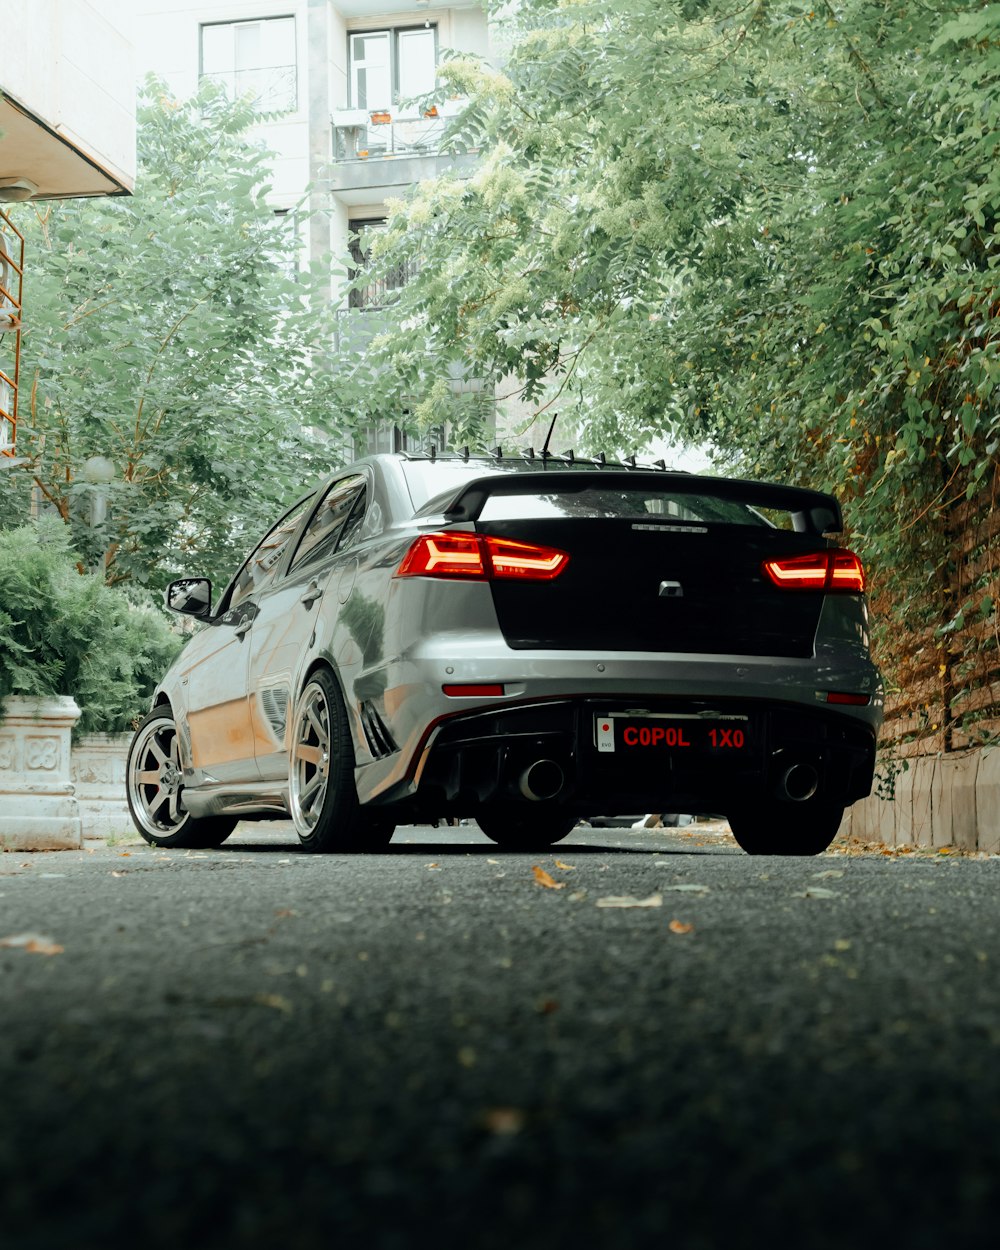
[842,748,1000,854]
[3,0,136,194]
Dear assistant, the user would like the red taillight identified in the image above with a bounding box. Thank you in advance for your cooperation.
[762,548,865,593]
[397,532,485,579]
[487,535,569,579]
[396,532,569,581]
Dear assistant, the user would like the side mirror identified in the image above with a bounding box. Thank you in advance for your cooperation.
[166,577,212,618]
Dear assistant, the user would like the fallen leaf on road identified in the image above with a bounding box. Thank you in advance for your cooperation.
[425,862,440,870]
[796,886,838,899]
[668,919,694,934]
[553,859,576,871]
[274,908,297,918]
[532,865,565,890]
[482,1107,526,1136]
[487,858,500,864]
[664,883,710,894]
[813,870,844,879]
[252,993,293,1014]
[0,932,64,955]
[596,893,663,909]
[111,871,126,878]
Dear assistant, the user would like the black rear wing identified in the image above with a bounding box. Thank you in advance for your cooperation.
[439,471,842,535]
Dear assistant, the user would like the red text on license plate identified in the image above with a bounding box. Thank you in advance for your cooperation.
[595,716,749,753]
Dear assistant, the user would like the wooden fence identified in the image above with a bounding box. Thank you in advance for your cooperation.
[875,469,1000,756]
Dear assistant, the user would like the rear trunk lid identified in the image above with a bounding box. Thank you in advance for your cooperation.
[438,470,843,659]
[476,517,826,656]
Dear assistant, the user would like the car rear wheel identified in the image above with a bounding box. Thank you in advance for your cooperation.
[476,806,579,850]
[727,802,845,856]
[126,709,237,849]
[289,668,386,852]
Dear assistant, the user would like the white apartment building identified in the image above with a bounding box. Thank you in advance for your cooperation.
[1,0,137,459]
[133,1,504,451]
[133,2,489,291]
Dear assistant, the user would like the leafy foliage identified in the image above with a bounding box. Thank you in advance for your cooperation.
[0,519,182,734]
[1,82,354,591]
[347,0,1000,743]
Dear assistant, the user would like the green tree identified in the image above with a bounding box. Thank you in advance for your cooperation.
[2,81,355,590]
[0,518,182,733]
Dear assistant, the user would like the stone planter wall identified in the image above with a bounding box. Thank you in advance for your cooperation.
[0,696,82,850]
[841,747,1000,854]
[71,733,134,840]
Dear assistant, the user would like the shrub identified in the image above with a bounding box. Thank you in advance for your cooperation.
[0,518,182,734]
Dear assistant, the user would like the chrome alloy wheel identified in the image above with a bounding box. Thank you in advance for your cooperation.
[289,679,332,835]
[127,713,189,837]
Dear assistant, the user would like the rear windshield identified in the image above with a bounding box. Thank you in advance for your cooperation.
[400,460,769,526]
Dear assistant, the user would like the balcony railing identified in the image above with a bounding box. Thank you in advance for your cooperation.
[332,109,451,162]
[348,255,420,311]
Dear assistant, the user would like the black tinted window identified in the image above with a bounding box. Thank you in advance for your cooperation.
[289,473,367,572]
[224,495,314,610]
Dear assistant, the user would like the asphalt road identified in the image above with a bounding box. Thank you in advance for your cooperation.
[2,820,999,1250]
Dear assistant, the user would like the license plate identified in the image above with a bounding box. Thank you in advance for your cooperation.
[595,713,751,754]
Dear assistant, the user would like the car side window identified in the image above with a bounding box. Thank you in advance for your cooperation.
[222,495,314,612]
[289,473,367,573]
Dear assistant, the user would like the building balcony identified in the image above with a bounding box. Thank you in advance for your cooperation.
[333,108,451,162]
[328,105,477,199]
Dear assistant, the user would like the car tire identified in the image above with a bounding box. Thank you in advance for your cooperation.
[126,708,238,849]
[289,667,375,853]
[476,806,579,850]
[728,802,845,856]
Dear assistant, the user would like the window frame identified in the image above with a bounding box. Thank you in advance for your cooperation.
[216,492,315,616]
[347,23,439,112]
[199,14,298,114]
[287,471,370,575]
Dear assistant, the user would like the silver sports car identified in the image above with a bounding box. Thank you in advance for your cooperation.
[126,452,883,855]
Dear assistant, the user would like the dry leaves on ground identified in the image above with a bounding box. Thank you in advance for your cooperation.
[596,893,663,909]
[668,919,694,934]
[532,865,565,890]
[0,932,64,955]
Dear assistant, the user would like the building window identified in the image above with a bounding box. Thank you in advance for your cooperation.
[201,17,297,113]
[349,26,436,113]
[348,219,419,310]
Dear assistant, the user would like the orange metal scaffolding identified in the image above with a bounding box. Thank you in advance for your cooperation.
[0,208,24,457]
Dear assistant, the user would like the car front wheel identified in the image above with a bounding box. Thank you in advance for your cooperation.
[126,709,237,848]
[727,802,845,856]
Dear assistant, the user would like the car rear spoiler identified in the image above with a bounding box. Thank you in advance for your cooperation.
[439,471,842,535]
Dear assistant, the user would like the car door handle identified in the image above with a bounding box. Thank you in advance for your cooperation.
[234,619,252,640]
[300,581,322,608]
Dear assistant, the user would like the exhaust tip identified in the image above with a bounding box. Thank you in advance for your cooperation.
[780,763,819,802]
[518,759,565,802]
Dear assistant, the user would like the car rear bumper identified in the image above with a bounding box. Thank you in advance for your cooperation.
[352,643,882,817]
